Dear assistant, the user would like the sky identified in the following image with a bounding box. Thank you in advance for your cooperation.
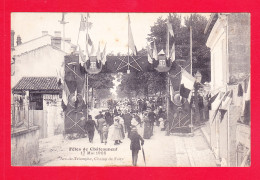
[11,13,211,54]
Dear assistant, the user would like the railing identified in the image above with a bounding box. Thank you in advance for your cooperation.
[11,104,35,133]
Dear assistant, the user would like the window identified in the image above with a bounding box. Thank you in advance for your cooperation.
[29,93,43,110]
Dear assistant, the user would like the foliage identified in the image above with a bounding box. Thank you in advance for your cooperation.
[88,73,115,89]
[117,71,167,98]
[147,13,211,82]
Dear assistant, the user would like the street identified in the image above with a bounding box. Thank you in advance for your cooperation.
[38,122,216,167]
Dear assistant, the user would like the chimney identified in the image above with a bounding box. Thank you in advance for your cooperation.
[51,31,61,49]
[16,35,22,46]
[11,30,15,50]
[42,31,48,36]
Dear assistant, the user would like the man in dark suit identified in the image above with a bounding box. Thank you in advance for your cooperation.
[122,110,132,137]
[148,108,156,136]
[96,113,106,143]
[84,115,97,143]
[129,127,144,166]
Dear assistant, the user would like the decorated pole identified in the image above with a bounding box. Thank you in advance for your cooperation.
[190,15,193,133]
[86,73,89,121]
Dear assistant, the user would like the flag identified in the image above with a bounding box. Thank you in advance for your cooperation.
[61,13,67,22]
[166,19,170,58]
[153,40,158,60]
[90,43,95,56]
[169,80,174,102]
[79,14,87,31]
[79,14,91,31]
[170,43,175,62]
[167,19,174,37]
[79,46,86,65]
[86,34,93,46]
[180,70,195,98]
[147,44,153,64]
[237,84,243,97]
[96,42,101,61]
[208,92,219,110]
[128,14,137,56]
[245,78,250,101]
[220,90,233,110]
[211,92,222,111]
[242,78,250,124]
[101,43,107,65]
[81,79,86,104]
[62,82,70,105]
[72,89,77,103]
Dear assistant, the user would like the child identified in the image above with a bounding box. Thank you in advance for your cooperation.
[102,123,109,145]
[159,118,165,131]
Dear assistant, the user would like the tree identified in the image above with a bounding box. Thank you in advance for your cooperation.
[147,13,211,82]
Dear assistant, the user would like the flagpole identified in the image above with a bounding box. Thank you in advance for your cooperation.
[190,14,193,133]
[166,71,170,136]
[59,13,68,51]
[86,73,89,120]
[127,14,130,73]
[167,19,169,58]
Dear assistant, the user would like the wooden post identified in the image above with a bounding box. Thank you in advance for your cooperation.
[166,72,170,136]
[86,74,89,120]
[190,15,193,133]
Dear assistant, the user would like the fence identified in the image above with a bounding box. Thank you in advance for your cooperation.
[11,104,44,135]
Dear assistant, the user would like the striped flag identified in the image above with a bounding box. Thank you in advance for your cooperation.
[81,79,86,104]
[128,14,137,56]
[167,19,174,37]
[147,44,153,64]
[96,42,101,61]
[170,43,175,62]
[180,70,195,99]
[220,90,233,110]
[153,40,158,60]
[101,43,107,65]
[62,82,70,105]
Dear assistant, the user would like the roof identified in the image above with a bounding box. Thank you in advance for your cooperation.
[12,77,60,92]
[15,44,67,58]
[204,13,218,34]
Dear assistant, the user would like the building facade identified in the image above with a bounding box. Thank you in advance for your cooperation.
[205,13,250,167]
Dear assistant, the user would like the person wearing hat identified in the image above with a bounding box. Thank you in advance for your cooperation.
[122,110,132,137]
[129,127,144,166]
[143,112,151,139]
[95,111,104,120]
[148,108,156,136]
[97,113,106,143]
[84,115,97,143]
[111,118,124,145]
[102,122,109,145]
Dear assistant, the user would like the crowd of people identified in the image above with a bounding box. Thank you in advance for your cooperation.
[80,97,167,166]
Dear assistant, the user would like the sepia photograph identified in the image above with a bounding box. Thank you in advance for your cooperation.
[10,12,250,167]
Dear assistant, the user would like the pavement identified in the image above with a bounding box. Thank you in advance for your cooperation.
[38,120,217,167]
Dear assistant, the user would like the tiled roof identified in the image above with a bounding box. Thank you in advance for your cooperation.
[12,77,60,91]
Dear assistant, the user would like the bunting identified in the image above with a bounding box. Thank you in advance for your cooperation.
[219,90,233,111]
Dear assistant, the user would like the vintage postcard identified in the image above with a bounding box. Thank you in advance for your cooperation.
[10,12,250,167]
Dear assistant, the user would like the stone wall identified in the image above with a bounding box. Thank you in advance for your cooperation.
[11,126,40,166]
[228,13,250,83]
